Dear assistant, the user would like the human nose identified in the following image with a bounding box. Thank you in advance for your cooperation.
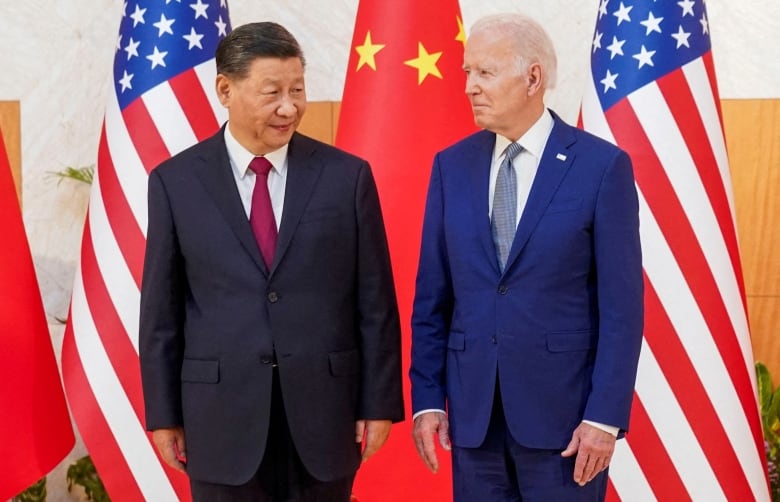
[276,93,297,116]
[465,73,479,95]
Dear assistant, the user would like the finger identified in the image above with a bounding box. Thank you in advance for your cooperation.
[573,451,588,485]
[422,430,440,473]
[579,453,600,485]
[355,420,366,443]
[162,442,186,472]
[438,419,451,451]
[560,435,579,458]
[175,434,187,463]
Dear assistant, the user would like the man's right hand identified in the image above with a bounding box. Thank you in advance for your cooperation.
[152,427,187,472]
[412,412,451,473]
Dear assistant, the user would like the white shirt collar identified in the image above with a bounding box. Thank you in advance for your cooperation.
[223,123,289,178]
[493,109,555,162]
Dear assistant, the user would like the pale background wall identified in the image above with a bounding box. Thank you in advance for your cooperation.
[0,0,777,500]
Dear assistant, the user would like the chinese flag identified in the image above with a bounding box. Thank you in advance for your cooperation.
[336,1,475,500]
[0,126,75,500]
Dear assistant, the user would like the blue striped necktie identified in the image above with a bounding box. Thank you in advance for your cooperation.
[491,142,523,272]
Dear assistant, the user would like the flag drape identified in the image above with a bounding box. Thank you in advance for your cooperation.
[580,1,769,499]
[61,2,230,500]
[336,1,475,500]
[0,126,75,501]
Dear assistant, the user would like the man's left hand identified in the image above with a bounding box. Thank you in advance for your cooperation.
[560,422,616,486]
[355,419,392,462]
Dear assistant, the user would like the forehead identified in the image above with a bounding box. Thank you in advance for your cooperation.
[464,30,516,66]
[245,56,305,81]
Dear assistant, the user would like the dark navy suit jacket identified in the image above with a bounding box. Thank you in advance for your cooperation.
[410,112,643,449]
[140,129,403,485]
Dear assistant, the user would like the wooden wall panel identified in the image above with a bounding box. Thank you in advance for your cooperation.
[0,101,21,202]
[723,99,780,377]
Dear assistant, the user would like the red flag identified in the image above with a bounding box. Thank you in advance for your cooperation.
[336,1,475,500]
[0,126,75,501]
[60,2,231,499]
[581,1,768,499]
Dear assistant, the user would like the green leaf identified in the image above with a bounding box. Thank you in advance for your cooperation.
[757,362,773,416]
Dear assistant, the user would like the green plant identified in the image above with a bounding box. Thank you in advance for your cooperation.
[66,455,109,502]
[50,165,94,185]
[12,477,45,502]
[757,361,780,501]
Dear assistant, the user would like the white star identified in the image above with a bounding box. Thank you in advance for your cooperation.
[153,14,175,37]
[166,0,182,3]
[122,1,127,17]
[593,31,603,53]
[700,13,709,34]
[598,0,609,19]
[600,69,618,93]
[124,37,140,60]
[146,46,168,69]
[215,15,228,37]
[640,12,663,35]
[118,70,133,92]
[183,27,204,50]
[606,36,626,59]
[632,45,656,68]
[116,34,122,51]
[678,0,696,17]
[220,0,226,7]
[190,0,209,19]
[671,25,691,48]
[129,4,146,27]
[613,2,633,26]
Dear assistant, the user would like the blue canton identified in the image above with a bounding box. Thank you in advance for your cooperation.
[113,0,231,110]
[591,0,712,111]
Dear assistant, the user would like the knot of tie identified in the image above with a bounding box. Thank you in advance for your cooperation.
[249,156,273,177]
[504,142,523,162]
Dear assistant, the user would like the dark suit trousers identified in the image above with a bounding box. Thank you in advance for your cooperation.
[451,381,608,502]
[190,368,355,502]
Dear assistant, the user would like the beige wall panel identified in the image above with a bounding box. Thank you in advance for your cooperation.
[298,101,335,144]
[0,101,21,202]
[723,99,780,377]
[746,296,780,373]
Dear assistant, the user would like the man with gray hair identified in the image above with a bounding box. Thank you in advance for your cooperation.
[410,13,643,500]
[140,21,403,501]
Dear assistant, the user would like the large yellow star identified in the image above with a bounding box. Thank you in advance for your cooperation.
[404,42,443,85]
[355,31,385,71]
[456,16,466,47]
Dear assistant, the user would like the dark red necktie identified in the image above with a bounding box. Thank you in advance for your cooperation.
[248,157,277,269]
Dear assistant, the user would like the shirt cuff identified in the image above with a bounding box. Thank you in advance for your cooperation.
[412,409,446,421]
[582,420,619,437]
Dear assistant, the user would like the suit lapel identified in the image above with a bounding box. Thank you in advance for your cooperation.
[467,131,500,270]
[504,115,576,273]
[272,133,322,274]
[191,128,268,275]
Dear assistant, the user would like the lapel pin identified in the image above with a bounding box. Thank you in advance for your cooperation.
[556,153,567,161]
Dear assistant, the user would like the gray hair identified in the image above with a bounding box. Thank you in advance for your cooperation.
[470,13,557,90]
[215,22,306,78]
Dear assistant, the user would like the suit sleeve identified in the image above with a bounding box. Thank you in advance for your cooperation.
[410,154,454,414]
[584,149,644,432]
[139,168,186,430]
[354,163,405,422]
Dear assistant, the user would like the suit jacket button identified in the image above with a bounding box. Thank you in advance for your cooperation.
[491,336,498,344]
[498,285,508,295]
[267,292,279,303]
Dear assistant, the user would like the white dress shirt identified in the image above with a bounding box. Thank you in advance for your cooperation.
[223,124,288,228]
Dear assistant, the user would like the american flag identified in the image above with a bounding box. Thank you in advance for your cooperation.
[580,1,769,500]
[61,1,230,500]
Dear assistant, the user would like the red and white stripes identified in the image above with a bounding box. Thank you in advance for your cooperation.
[62,59,225,502]
[582,53,768,501]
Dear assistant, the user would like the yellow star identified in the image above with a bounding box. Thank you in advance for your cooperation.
[404,42,443,85]
[355,31,385,71]
[456,16,466,47]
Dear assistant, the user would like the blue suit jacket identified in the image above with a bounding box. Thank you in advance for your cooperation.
[410,112,643,449]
